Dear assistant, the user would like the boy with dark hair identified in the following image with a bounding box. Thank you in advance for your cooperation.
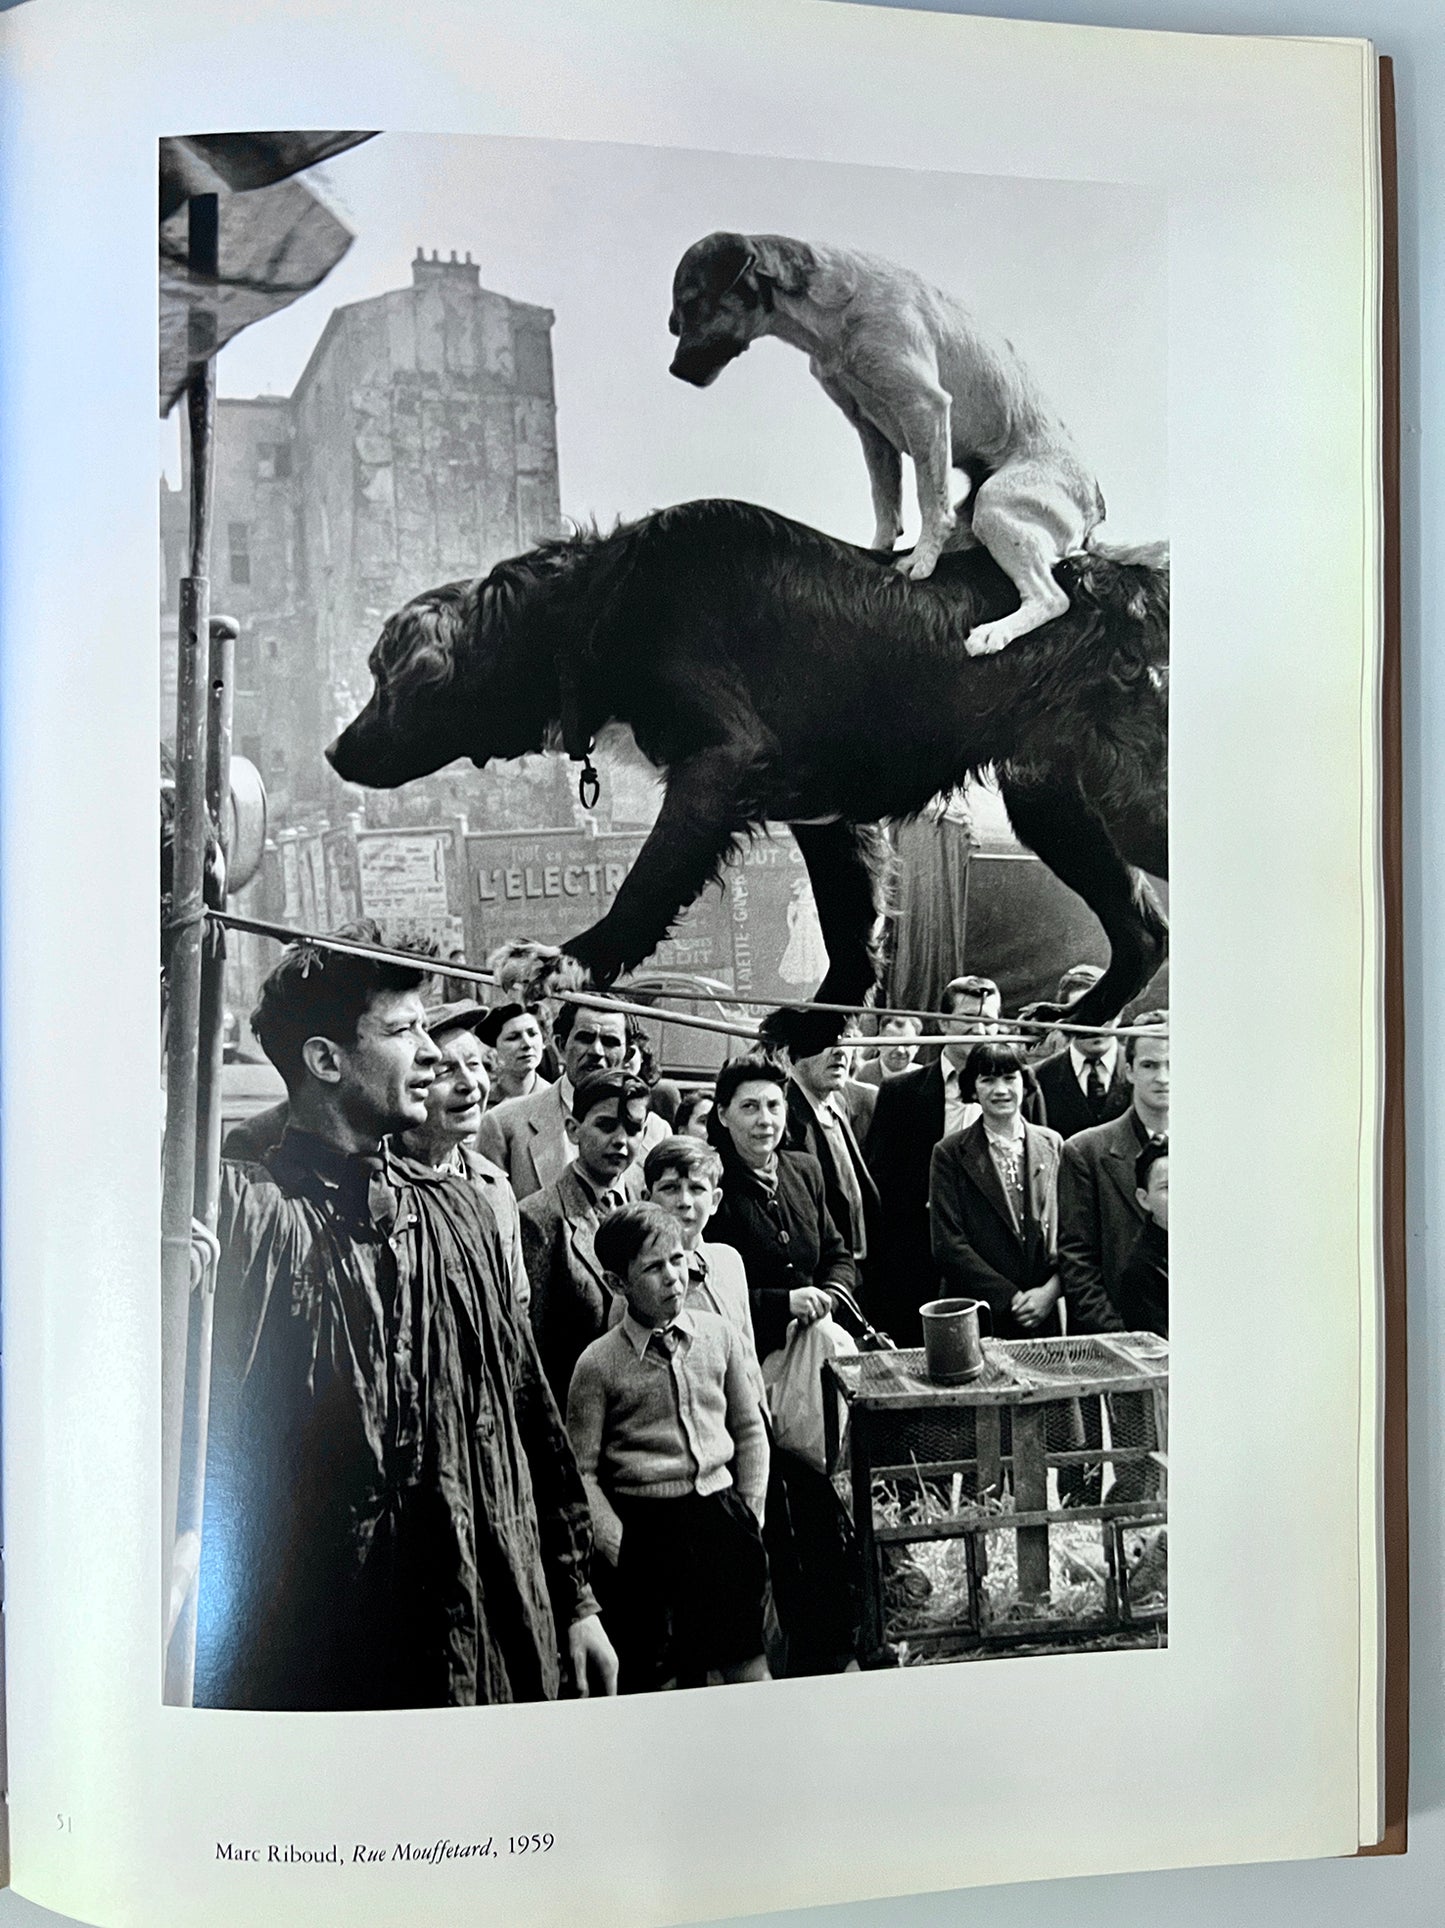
[521,1071,654,1403]
[1118,1138,1169,1337]
[198,931,617,1709]
[568,1202,770,1691]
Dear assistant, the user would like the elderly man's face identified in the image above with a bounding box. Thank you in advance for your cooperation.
[562,1007,628,1085]
[794,1031,854,1099]
[422,1025,489,1144]
[331,988,440,1135]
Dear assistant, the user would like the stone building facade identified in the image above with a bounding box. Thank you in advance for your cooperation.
[161,248,567,832]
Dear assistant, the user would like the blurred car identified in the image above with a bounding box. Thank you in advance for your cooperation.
[621,972,759,1086]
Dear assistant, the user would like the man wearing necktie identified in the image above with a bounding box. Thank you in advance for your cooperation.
[784,1026,883,1312]
[1034,965,1132,1139]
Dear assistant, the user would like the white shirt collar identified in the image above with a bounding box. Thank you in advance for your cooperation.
[1070,1039,1118,1082]
[619,1307,694,1356]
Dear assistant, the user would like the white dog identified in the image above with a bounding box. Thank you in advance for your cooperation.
[669,231,1105,656]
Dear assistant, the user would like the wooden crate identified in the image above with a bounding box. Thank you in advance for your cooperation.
[823,1335,1169,1662]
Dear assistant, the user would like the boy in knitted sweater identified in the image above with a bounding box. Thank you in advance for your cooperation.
[567,1201,770,1691]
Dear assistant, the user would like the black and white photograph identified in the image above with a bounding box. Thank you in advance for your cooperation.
[158,127,1171,1713]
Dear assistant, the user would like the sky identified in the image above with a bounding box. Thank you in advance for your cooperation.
[163,129,1168,553]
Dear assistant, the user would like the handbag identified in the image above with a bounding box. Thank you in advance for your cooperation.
[761,1315,859,1476]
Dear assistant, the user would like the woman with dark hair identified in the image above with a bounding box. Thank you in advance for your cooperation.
[705,1057,854,1360]
[927,1039,1064,1339]
[478,1002,551,1109]
[706,1057,861,1676]
[673,1087,714,1140]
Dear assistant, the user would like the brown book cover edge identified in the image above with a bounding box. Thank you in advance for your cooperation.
[1356,51,1408,1860]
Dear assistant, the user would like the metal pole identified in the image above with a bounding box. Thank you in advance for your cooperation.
[164,615,236,1706]
[160,191,218,1702]
[195,616,237,1209]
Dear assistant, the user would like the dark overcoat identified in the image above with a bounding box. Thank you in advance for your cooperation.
[783,1080,882,1303]
[1057,1107,1154,1333]
[928,1119,1064,1338]
[1034,1048,1132,1140]
[705,1146,855,1361]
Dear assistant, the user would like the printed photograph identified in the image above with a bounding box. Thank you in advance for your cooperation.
[159,129,1170,1710]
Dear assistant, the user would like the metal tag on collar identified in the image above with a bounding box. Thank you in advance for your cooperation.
[578,756,601,810]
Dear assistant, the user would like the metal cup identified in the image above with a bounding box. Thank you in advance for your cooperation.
[918,1297,991,1384]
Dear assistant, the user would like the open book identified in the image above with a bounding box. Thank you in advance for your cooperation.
[0,2,1404,1924]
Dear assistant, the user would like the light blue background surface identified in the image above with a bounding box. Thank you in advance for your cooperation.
[2,0,1438,1922]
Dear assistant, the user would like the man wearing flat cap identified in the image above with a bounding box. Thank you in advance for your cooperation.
[398,998,529,1313]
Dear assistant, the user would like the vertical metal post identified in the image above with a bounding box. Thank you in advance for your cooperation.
[160,192,218,1700]
[163,615,236,1707]
[195,616,237,1210]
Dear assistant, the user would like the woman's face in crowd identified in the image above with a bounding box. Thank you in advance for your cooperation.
[718,1079,787,1166]
[680,1097,713,1140]
[494,1012,543,1080]
[975,1069,1024,1125]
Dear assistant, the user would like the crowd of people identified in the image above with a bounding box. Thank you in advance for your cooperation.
[193,929,1168,1711]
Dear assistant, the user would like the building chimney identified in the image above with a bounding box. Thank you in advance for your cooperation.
[411,247,482,288]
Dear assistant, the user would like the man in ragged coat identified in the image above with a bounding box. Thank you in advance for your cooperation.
[195,935,618,1711]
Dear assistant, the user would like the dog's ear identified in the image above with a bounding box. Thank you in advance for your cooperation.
[750,235,820,302]
[701,231,759,299]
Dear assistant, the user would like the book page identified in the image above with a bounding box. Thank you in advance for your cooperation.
[0,2,1383,1923]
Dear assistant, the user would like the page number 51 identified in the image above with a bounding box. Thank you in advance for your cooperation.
[56,1812,73,1833]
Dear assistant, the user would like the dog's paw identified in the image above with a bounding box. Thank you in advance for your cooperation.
[870,521,904,554]
[1017,998,1064,1027]
[758,1003,848,1061]
[963,617,1014,656]
[895,549,941,582]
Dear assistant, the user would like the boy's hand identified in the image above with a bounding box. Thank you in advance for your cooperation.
[568,1613,620,1697]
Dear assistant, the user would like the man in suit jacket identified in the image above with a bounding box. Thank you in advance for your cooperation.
[784,1032,883,1310]
[1034,996,1132,1138]
[1058,1013,1169,1501]
[864,977,1043,1344]
[478,997,665,1200]
[520,1072,654,1405]
[841,1072,877,1142]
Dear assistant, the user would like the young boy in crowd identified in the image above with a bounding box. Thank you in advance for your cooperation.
[625,1136,765,1402]
[567,1202,770,1692]
[1118,1138,1168,1338]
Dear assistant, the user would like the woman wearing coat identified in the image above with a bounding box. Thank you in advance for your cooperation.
[927,1039,1065,1339]
[927,1040,1081,1497]
[705,1056,861,1675]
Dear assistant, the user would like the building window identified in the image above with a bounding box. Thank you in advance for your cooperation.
[228,522,251,586]
[256,442,293,480]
